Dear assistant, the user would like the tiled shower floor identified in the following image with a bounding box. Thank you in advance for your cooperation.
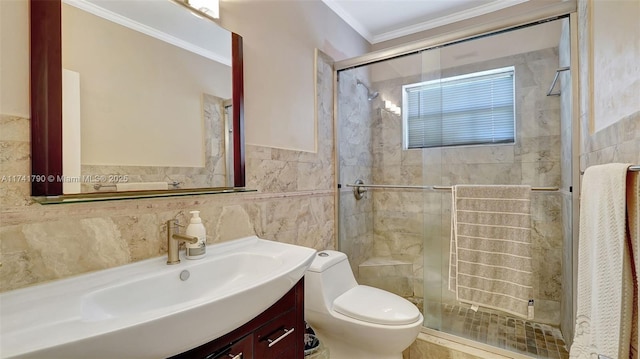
[439,304,570,358]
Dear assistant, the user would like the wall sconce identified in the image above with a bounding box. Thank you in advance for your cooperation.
[384,100,401,116]
[187,0,219,18]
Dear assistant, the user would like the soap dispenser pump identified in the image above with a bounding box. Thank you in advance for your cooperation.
[185,210,206,259]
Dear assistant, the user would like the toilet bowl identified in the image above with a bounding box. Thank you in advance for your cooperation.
[304,250,423,359]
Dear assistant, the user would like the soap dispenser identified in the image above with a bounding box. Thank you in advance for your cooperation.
[185,210,206,259]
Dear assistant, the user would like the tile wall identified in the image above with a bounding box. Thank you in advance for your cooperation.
[337,69,375,276]
[0,51,337,293]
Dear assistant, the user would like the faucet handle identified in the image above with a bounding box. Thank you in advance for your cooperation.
[167,219,186,231]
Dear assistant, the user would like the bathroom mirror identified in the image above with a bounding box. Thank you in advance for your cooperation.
[30,0,246,200]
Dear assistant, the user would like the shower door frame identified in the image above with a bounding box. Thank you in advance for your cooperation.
[333,1,581,356]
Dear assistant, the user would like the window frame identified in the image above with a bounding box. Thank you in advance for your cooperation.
[401,66,516,150]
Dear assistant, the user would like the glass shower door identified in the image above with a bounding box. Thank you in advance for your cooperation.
[336,51,439,312]
[421,17,573,358]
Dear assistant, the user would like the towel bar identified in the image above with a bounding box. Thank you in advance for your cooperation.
[580,164,639,175]
[345,183,558,191]
[546,66,570,96]
[433,185,558,191]
[346,181,559,200]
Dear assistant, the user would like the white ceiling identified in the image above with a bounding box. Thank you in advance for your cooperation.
[321,0,530,44]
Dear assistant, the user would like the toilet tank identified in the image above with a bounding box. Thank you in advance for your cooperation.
[305,251,358,313]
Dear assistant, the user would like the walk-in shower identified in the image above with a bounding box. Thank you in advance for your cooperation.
[336,11,577,359]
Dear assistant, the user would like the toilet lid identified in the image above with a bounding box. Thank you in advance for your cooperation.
[332,285,420,325]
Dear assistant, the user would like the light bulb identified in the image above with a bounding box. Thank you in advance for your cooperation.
[188,0,219,18]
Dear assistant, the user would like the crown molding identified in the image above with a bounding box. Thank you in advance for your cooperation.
[373,0,530,43]
[63,0,231,66]
[323,0,531,45]
[321,0,374,43]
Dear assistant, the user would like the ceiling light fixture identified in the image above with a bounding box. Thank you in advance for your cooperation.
[187,0,219,19]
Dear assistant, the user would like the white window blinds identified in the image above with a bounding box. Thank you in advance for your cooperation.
[402,67,515,149]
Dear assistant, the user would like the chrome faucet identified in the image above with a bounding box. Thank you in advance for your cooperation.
[166,219,198,265]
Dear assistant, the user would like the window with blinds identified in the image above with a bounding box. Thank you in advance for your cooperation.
[402,66,515,149]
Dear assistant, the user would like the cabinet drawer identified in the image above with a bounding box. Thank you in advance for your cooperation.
[203,334,253,359]
[255,309,297,359]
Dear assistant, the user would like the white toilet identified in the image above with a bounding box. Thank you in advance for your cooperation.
[305,250,423,359]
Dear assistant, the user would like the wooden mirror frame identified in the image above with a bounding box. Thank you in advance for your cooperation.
[29,0,245,197]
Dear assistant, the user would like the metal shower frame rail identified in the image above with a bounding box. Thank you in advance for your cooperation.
[345,183,559,192]
[346,165,638,197]
[346,183,558,191]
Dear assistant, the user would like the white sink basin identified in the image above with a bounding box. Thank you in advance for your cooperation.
[0,236,316,358]
[81,251,282,322]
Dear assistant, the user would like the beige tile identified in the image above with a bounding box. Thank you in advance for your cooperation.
[442,145,515,165]
[215,205,256,242]
[111,213,163,262]
[359,258,414,297]
[0,116,30,142]
[613,137,640,164]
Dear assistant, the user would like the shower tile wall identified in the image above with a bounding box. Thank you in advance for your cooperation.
[338,69,375,276]
[365,47,565,325]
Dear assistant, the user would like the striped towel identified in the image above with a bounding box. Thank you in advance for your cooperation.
[448,185,533,319]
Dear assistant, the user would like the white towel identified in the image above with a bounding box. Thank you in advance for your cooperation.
[570,163,634,359]
[449,185,533,319]
[115,182,168,191]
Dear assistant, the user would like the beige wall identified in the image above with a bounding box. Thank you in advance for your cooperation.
[0,0,371,149]
[63,4,231,167]
[0,0,29,117]
[219,0,370,152]
[0,0,368,292]
[591,0,640,132]
[577,0,640,168]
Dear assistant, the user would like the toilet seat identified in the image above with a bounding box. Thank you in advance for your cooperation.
[332,285,420,325]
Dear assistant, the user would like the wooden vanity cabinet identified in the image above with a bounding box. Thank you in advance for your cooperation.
[170,278,305,359]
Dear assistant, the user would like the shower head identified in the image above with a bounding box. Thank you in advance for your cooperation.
[356,79,378,101]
